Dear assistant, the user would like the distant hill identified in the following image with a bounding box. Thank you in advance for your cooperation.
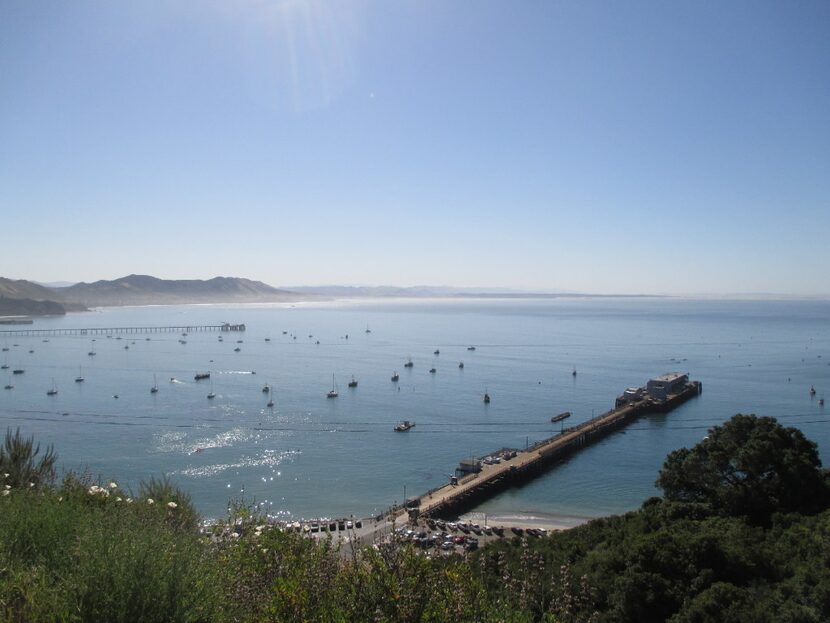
[0,277,63,302]
[0,296,67,317]
[59,274,300,307]
[0,277,77,316]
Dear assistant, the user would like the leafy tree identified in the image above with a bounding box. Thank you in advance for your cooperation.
[656,414,830,524]
[0,427,57,488]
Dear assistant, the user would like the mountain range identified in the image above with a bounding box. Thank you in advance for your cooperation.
[0,275,301,315]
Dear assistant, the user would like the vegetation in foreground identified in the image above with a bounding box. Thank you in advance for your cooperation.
[0,414,828,622]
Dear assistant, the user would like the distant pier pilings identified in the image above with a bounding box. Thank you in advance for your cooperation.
[0,322,246,337]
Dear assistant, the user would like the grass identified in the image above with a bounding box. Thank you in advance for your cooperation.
[0,476,556,623]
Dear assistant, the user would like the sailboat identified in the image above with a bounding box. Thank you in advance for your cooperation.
[327,375,339,398]
[47,379,58,396]
[365,324,371,334]
[4,374,12,390]
[207,378,216,399]
[150,374,159,394]
[75,366,85,383]
[1,354,8,370]
[267,386,274,408]
[88,340,96,357]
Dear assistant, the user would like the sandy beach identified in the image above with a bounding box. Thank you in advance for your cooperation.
[459,511,593,532]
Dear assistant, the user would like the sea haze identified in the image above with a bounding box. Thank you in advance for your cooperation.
[1,298,828,522]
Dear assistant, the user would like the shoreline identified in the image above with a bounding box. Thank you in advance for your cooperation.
[459,510,595,532]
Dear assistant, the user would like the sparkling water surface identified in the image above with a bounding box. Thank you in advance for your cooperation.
[1,298,828,522]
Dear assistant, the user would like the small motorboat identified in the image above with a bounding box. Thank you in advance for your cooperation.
[404,359,414,368]
[483,391,491,404]
[810,385,816,395]
[394,420,415,432]
[391,372,400,382]
[467,346,476,351]
[348,376,358,388]
[434,349,440,355]
[262,384,271,393]
[458,362,464,369]
[429,367,436,374]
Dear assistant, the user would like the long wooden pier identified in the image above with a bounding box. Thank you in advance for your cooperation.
[0,323,246,337]
[415,380,702,519]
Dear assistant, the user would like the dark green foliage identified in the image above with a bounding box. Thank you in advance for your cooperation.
[0,427,57,488]
[138,475,200,531]
[656,414,830,524]
[0,485,214,622]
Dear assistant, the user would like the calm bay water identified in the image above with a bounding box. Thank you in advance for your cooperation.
[1,298,828,522]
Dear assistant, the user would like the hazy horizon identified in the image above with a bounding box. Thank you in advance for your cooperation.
[4,273,828,301]
[2,2,828,296]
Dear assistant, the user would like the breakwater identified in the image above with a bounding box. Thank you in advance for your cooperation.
[416,379,702,519]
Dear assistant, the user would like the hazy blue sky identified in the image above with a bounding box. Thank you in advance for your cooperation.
[1,1,828,295]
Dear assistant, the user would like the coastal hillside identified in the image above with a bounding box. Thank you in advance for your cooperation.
[59,274,300,306]
[0,296,67,317]
[0,277,78,316]
[0,277,63,301]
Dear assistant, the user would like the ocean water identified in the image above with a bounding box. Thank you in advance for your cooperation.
[1,298,828,522]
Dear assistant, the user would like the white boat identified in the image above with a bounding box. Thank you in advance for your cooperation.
[207,378,215,399]
[327,374,339,398]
